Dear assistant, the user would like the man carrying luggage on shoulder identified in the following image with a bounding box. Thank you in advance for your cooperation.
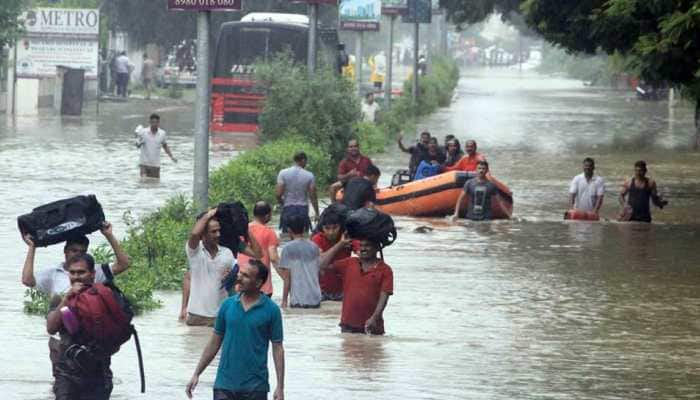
[180,209,262,326]
[21,222,130,375]
[320,237,393,335]
[46,254,115,400]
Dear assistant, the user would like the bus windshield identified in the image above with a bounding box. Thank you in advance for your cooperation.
[214,25,307,77]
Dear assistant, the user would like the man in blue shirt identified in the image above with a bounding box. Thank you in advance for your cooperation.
[186,259,285,400]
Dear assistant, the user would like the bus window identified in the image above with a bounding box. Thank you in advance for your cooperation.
[214,25,307,78]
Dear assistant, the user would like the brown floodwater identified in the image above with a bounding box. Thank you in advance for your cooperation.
[1,68,699,399]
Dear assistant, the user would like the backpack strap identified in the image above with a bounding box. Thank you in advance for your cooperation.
[101,263,114,283]
[131,326,146,393]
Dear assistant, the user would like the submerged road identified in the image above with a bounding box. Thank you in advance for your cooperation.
[1,68,700,399]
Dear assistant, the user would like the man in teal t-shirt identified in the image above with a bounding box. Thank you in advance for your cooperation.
[186,259,285,400]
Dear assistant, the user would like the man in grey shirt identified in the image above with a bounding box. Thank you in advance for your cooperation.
[452,160,498,221]
[280,215,322,308]
[276,151,320,233]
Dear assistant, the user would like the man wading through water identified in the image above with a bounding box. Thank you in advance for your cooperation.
[21,223,130,376]
[321,238,394,335]
[134,114,177,179]
[180,209,261,326]
[276,151,319,234]
[452,160,498,221]
[186,260,285,400]
[46,254,115,400]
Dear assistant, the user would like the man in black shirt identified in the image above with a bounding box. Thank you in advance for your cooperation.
[330,164,381,210]
[398,130,431,177]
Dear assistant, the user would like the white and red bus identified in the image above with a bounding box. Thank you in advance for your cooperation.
[211,13,339,136]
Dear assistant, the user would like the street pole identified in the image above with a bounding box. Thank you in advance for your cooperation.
[384,15,396,109]
[440,13,448,56]
[193,11,211,211]
[356,31,364,94]
[518,32,522,72]
[412,20,419,102]
[307,3,318,75]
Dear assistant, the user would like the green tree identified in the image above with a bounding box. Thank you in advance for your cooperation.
[439,0,521,26]
[521,0,700,144]
[440,0,700,145]
[0,0,25,52]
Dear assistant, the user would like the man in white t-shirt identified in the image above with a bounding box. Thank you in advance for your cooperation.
[569,157,605,214]
[20,221,130,374]
[135,113,177,179]
[180,208,262,326]
[361,92,380,123]
[21,221,130,298]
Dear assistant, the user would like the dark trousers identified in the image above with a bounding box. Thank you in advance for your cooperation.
[213,389,267,400]
[54,372,113,400]
[116,73,129,97]
[279,205,310,233]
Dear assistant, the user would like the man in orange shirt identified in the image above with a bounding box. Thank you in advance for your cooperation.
[444,140,486,172]
[237,201,283,298]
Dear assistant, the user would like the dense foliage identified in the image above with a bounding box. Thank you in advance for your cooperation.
[0,0,25,52]
[255,59,362,162]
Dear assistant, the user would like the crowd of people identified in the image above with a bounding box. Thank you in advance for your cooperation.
[21,123,671,399]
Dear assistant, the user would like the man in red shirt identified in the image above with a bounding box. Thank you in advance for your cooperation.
[444,139,486,172]
[337,139,373,182]
[311,211,355,301]
[321,238,393,335]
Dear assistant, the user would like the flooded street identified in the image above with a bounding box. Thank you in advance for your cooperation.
[2,69,700,399]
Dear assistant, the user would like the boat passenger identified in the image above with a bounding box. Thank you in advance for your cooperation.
[413,138,446,180]
[337,139,373,182]
[398,130,431,177]
[452,160,498,221]
[618,160,668,222]
[443,138,464,168]
[444,140,486,172]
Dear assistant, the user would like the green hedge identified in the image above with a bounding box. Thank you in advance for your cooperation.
[24,57,460,315]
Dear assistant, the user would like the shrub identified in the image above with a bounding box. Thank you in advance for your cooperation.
[255,57,362,162]
[210,136,334,210]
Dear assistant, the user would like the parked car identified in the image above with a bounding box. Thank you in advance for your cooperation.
[156,55,197,88]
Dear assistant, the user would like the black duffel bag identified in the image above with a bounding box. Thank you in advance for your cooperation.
[345,207,397,249]
[18,195,105,247]
[216,202,249,257]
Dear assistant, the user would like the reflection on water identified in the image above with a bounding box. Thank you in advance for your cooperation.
[2,70,700,399]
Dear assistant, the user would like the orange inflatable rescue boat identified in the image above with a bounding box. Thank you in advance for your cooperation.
[372,171,513,218]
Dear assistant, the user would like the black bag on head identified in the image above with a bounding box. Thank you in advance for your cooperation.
[216,202,249,257]
[345,207,397,249]
[17,195,105,247]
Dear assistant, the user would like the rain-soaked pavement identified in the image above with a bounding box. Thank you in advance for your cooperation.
[2,68,700,400]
